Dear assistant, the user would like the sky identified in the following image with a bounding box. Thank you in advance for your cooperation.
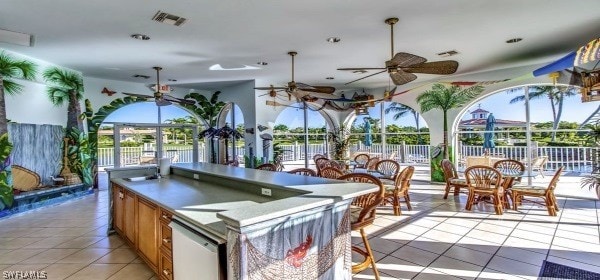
[102,89,600,129]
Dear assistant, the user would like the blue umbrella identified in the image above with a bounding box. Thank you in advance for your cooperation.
[483,113,496,153]
[363,118,372,147]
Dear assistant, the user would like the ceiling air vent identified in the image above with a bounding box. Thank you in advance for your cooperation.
[152,11,187,26]
[437,50,459,57]
[0,29,34,47]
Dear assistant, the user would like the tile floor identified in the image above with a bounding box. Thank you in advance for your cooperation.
[0,174,599,279]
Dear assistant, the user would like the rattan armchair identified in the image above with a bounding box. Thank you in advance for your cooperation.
[464,165,504,215]
[509,166,563,216]
[383,166,415,216]
[353,153,370,169]
[256,163,277,171]
[287,168,317,177]
[319,167,344,179]
[337,173,384,280]
[441,159,468,199]
[365,157,380,173]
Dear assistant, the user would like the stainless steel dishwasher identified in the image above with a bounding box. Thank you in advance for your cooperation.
[170,217,226,280]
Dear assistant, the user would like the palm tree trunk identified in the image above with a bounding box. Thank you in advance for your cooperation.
[67,90,83,132]
[0,77,7,136]
[443,111,449,159]
[414,112,421,144]
[549,96,558,142]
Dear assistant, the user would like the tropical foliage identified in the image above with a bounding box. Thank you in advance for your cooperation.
[328,125,352,160]
[43,67,85,132]
[509,85,578,141]
[385,102,423,144]
[181,91,226,163]
[0,51,37,136]
[417,83,483,159]
[0,133,13,210]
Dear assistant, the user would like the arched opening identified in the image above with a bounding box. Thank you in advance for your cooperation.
[272,102,333,169]
[99,101,206,168]
[214,102,245,164]
[346,101,430,163]
[454,84,599,195]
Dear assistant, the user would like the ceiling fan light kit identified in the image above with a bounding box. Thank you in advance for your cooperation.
[122,66,194,106]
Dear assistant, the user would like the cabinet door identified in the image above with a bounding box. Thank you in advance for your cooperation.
[112,185,124,233]
[137,197,159,269]
[124,190,136,244]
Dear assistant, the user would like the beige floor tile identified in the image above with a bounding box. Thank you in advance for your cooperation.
[428,255,483,280]
[443,217,480,228]
[375,255,424,279]
[503,236,551,252]
[42,263,88,280]
[367,237,404,255]
[443,245,493,267]
[54,236,105,249]
[553,228,598,242]
[25,227,72,238]
[56,248,112,264]
[0,237,44,250]
[2,263,49,274]
[65,263,126,280]
[556,223,599,235]
[0,249,46,264]
[478,268,530,280]
[107,263,154,280]
[130,257,144,264]
[0,227,44,238]
[552,236,600,253]
[474,222,514,235]
[20,248,80,264]
[378,230,418,245]
[433,222,473,235]
[23,236,77,249]
[88,235,125,249]
[485,255,541,278]
[407,236,453,254]
[94,248,137,264]
[390,244,439,266]
[509,229,554,244]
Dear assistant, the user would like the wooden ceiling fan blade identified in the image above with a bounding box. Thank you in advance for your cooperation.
[163,95,195,105]
[389,71,417,85]
[155,99,172,106]
[337,67,386,71]
[387,52,427,67]
[344,70,387,85]
[404,60,459,75]
[296,83,336,94]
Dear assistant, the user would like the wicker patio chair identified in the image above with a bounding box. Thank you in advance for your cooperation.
[353,153,370,169]
[315,157,330,176]
[509,166,563,216]
[383,165,415,216]
[365,157,380,173]
[337,173,384,280]
[287,168,317,177]
[256,163,277,171]
[464,165,504,215]
[441,159,468,199]
[375,159,400,181]
[319,167,344,179]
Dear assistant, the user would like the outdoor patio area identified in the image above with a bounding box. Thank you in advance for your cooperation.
[0,171,597,279]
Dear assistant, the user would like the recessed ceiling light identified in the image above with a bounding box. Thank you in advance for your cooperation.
[130,34,150,40]
[257,61,268,66]
[132,74,151,79]
[506,38,523,44]
[326,77,334,80]
[352,70,368,74]
[326,37,341,43]
[168,79,177,82]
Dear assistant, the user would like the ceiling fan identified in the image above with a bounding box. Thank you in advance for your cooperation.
[338,17,459,85]
[122,67,194,106]
[255,51,336,100]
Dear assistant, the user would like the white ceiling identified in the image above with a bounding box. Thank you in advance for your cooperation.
[1,0,599,92]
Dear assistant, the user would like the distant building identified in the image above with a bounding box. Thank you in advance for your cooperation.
[459,105,527,129]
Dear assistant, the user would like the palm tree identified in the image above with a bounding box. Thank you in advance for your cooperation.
[0,51,37,136]
[385,102,422,144]
[43,67,85,132]
[181,91,226,163]
[417,83,483,159]
[509,85,578,141]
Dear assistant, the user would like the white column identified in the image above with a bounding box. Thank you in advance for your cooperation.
[525,86,533,186]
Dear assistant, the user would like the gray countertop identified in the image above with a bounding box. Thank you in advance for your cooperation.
[111,163,378,239]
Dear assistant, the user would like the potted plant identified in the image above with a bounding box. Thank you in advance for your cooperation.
[328,125,352,161]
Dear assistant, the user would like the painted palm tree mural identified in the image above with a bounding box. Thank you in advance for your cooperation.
[0,51,37,209]
[509,85,578,141]
[181,91,226,163]
[385,102,422,144]
[43,67,88,184]
[417,83,483,181]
